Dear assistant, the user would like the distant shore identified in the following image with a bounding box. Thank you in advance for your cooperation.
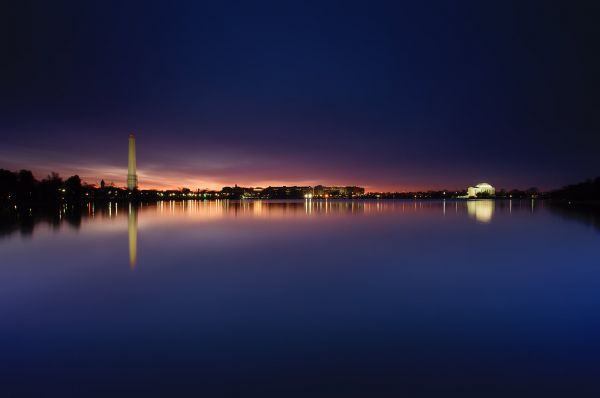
[1,168,599,208]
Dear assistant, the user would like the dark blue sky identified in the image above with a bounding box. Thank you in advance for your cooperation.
[2,0,599,190]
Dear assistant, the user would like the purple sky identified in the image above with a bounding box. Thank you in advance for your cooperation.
[3,1,599,191]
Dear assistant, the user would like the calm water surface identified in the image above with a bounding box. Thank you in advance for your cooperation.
[1,200,599,397]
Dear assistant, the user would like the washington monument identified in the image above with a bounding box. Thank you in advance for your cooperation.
[127,133,138,190]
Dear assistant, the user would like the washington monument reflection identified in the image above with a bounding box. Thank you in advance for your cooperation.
[128,203,137,270]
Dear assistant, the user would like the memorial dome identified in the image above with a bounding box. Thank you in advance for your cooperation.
[475,183,493,189]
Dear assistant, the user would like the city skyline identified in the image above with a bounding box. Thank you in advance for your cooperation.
[0,131,591,193]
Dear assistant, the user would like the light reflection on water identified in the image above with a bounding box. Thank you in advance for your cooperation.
[128,203,137,270]
[0,199,557,270]
[111,200,493,269]
[1,199,600,397]
[102,198,528,219]
[466,199,494,223]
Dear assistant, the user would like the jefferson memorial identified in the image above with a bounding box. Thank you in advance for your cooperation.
[466,182,495,198]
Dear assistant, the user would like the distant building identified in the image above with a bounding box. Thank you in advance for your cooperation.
[313,185,365,198]
[260,186,312,199]
[220,185,366,199]
[221,185,261,199]
[467,182,495,198]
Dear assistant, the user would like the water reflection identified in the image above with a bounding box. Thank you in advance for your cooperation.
[2,199,600,397]
[1,199,597,243]
[128,203,137,270]
[0,204,83,238]
[466,200,494,223]
[546,202,600,232]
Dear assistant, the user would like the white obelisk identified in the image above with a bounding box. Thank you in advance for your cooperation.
[127,133,138,190]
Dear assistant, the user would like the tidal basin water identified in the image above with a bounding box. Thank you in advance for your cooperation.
[1,200,600,397]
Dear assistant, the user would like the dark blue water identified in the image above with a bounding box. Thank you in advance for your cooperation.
[1,200,599,397]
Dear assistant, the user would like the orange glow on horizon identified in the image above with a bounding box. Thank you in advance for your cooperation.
[9,165,461,193]
[86,178,433,194]
[72,174,459,193]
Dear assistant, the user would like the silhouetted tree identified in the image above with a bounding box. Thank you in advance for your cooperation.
[16,169,36,202]
[38,172,63,203]
[550,177,600,201]
[65,175,83,200]
[0,169,17,201]
[496,189,507,198]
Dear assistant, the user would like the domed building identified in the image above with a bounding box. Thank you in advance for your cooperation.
[467,182,495,198]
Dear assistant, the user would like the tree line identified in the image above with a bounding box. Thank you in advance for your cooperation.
[0,169,84,205]
[548,176,600,201]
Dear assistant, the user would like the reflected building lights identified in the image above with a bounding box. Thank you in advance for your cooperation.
[466,200,494,223]
[112,199,504,268]
[3,199,548,245]
[90,200,503,224]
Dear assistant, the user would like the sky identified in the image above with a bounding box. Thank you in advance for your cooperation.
[2,0,600,191]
